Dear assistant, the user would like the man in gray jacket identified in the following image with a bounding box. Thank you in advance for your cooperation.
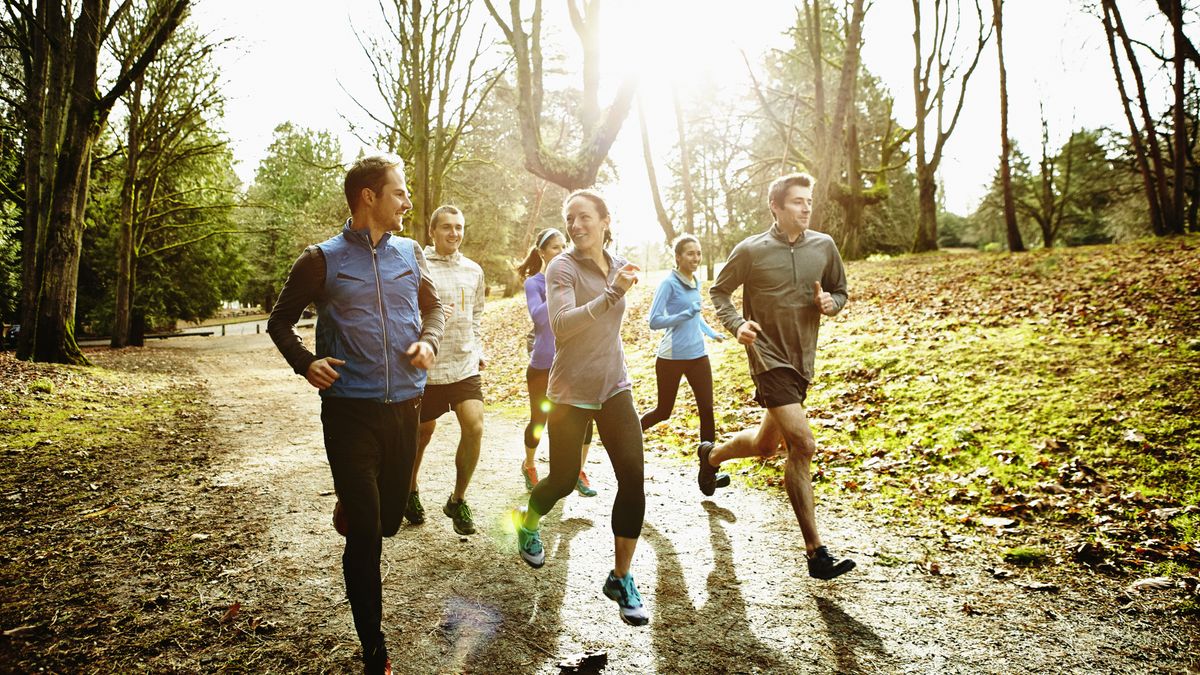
[701,172,855,580]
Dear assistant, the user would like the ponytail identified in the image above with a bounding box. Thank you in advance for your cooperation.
[517,247,541,279]
[517,228,565,279]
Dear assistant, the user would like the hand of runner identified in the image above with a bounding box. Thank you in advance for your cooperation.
[814,281,835,315]
[306,357,345,390]
[407,341,435,369]
[737,320,761,345]
[614,263,640,292]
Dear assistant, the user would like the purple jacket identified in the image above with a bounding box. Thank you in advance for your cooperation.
[524,272,555,370]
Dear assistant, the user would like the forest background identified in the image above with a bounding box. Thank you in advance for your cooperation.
[0,0,1196,361]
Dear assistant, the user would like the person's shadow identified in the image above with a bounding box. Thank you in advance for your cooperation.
[644,501,786,674]
[432,512,593,674]
[814,595,892,673]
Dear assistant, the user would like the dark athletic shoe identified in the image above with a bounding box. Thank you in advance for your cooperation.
[404,491,425,525]
[332,499,349,537]
[715,472,731,489]
[807,546,856,580]
[443,496,476,535]
[697,442,720,496]
[602,571,650,626]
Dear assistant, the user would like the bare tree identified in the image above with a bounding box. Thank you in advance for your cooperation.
[483,0,637,190]
[993,0,1024,251]
[909,0,992,252]
[1099,0,1193,236]
[354,0,507,242]
[1016,115,1075,248]
[111,21,230,347]
[3,0,190,363]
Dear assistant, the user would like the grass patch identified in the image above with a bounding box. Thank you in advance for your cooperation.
[1003,547,1050,566]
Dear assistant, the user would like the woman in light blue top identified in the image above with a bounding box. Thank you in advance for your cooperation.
[640,234,726,445]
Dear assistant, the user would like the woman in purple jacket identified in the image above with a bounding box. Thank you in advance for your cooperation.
[516,228,596,497]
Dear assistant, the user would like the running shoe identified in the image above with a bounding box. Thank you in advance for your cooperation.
[404,491,425,525]
[512,507,545,568]
[522,463,539,491]
[807,546,856,580]
[332,499,348,536]
[443,496,476,535]
[575,471,597,497]
[602,571,650,626]
[697,441,720,496]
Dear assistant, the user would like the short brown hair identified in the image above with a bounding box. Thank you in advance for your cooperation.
[767,172,816,208]
[428,204,463,232]
[344,154,405,211]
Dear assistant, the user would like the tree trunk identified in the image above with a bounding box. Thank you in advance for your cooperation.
[994,0,1025,252]
[1168,0,1187,235]
[673,87,695,235]
[840,120,865,259]
[639,96,675,242]
[486,0,637,190]
[113,76,144,348]
[913,164,939,252]
[34,126,93,364]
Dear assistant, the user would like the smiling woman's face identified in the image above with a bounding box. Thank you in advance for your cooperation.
[564,196,609,253]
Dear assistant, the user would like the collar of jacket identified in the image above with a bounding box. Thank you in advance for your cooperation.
[566,244,615,270]
[769,222,808,245]
[343,218,393,249]
[423,245,462,262]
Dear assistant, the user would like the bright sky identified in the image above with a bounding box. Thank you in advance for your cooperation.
[191,0,1181,244]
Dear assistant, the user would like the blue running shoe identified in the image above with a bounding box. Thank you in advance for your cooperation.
[512,508,544,568]
[602,571,650,626]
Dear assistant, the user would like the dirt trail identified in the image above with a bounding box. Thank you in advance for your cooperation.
[145,331,1194,674]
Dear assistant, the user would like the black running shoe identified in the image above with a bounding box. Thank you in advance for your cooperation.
[697,442,719,496]
[404,491,425,525]
[807,546,856,580]
[443,496,476,535]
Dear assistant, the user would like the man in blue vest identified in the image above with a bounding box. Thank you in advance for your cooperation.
[268,155,444,675]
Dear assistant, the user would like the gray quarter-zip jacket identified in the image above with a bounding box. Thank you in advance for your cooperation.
[711,224,847,382]
[545,246,632,406]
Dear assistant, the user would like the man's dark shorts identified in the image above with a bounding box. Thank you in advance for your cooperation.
[419,375,483,423]
[752,367,809,408]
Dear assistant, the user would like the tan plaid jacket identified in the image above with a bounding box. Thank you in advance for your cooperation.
[422,246,486,385]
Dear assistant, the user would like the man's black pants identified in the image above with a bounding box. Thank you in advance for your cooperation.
[321,395,420,664]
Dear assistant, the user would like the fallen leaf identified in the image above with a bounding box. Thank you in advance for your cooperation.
[558,649,608,673]
[1015,580,1059,593]
[1126,577,1176,593]
[81,504,119,519]
[220,602,240,623]
[979,516,1016,528]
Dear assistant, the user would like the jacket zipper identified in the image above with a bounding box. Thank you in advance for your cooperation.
[370,240,391,402]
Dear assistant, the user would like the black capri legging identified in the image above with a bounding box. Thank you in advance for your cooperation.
[525,366,593,449]
[529,389,645,539]
[639,356,715,443]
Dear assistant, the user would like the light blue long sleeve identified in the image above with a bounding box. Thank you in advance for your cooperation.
[649,271,720,360]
